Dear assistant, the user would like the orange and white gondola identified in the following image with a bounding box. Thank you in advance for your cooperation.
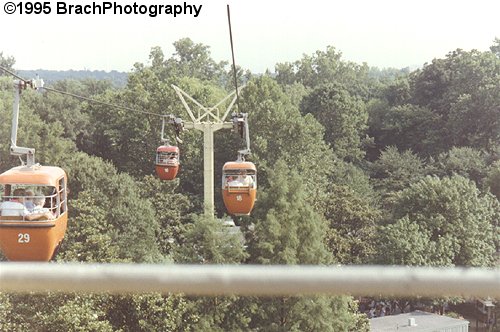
[155,115,183,181]
[222,161,257,216]
[155,145,180,180]
[0,166,68,261]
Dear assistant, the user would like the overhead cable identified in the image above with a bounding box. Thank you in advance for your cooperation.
[42,86,164,117]
[0,65,165,117]
[0,66,27,82]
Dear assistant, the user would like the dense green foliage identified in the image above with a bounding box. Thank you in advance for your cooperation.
[0,37,499,330]
[378,175,498,266]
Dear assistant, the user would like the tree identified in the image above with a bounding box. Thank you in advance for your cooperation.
[378,175,498,267]
[79,84,166,178]
[274,46,377,100]
[432,147,488,185]
[238,76,334,197]
[174,213,247,264]
[329,159,376,203]
[301,82,368,161]
[103,294,192,332]
[369,48,500,158]
[0,294,14,331]
[242,160,368,331]
[384,75,412,106]
[489,37,500,57]
[61,152,162,263]
[485,160,500,200]
[484,161,500,252]
[447,83,500,150]
[35,295,115,332]
[139,175,194,257]
[58,191,120,262]
[321,184,380,264]
[136,39,229,84]
[247,159,330,265]
[409,49,500,153]
[368,103,441,156]
[0,293,116,332]
[0,52,15,74]
[168,38,228,82]
[172,213,248,331]
[370,146,426,206]
[33,78,110,144]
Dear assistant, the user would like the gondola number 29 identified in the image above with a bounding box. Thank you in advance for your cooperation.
[18,233,30,243]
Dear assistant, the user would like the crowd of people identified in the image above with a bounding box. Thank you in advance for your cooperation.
[360,299,412,318]
[0,188,55,221]
[360,299,454,319]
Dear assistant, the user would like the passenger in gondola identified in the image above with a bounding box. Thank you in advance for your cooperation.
[226,175,238,186]
[167,153,178,165]
[24,190,35,212]
[32,197,55,220]
[237,170,254,187]
[0,188,28,217]
[0,188,54,220]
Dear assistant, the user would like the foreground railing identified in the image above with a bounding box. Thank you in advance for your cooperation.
[0,264,498,297]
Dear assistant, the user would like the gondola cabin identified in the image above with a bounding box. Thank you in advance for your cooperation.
[0,165,68,261]
[222,161,257,216]
[155,145,180,180]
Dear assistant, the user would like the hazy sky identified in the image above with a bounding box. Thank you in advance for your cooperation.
[1,0,499,73]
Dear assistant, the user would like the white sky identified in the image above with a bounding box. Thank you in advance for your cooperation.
[1,0,499,73]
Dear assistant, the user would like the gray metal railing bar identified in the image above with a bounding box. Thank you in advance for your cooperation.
[0,264,498,297]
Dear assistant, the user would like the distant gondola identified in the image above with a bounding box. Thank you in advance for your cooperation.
[155,145,180,180]
[155,115,182,181]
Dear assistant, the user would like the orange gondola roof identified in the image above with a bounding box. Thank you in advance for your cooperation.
[0,166,66,186]
[223,161,256,171]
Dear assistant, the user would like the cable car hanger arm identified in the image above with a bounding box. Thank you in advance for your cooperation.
[233,117,251,160]
[9,78,44,166]
[160,114,185,144]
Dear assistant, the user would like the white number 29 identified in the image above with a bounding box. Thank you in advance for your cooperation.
[18,233,30,243]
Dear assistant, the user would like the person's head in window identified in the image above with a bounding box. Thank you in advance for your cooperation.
[12,188,25,201]
[34,197,45,209]
[24,190,35,211]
